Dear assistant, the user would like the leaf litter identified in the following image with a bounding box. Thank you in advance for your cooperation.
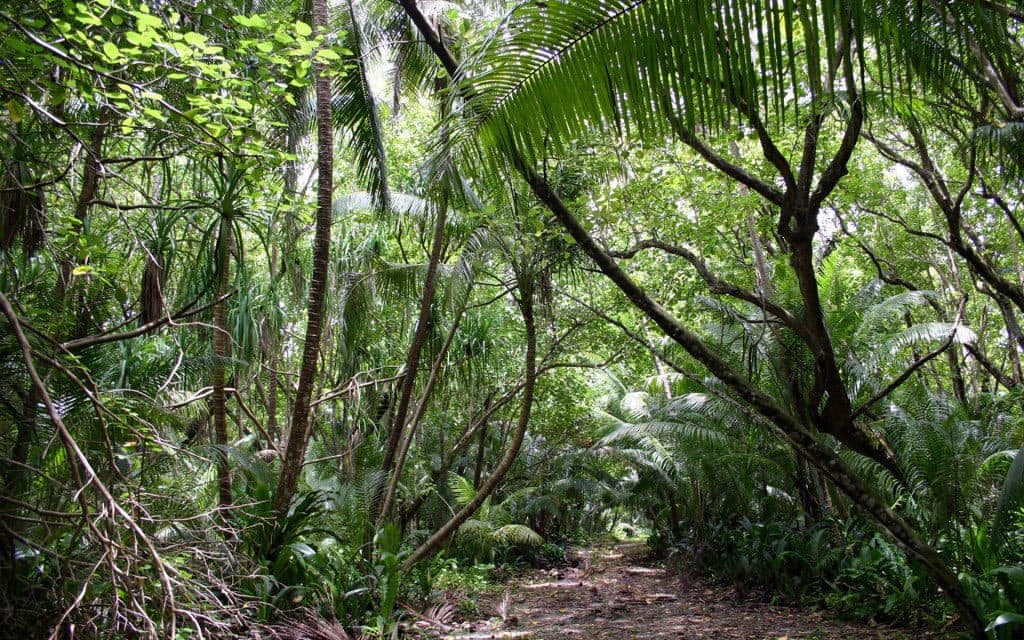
[440,543,958,640]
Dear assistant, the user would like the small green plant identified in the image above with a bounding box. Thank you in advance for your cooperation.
[369,523,405,636]
[457,596,479,618]
[825,532,937,624]
[433,558,496,593]
[538,542,566,564]
[448,474,543,564]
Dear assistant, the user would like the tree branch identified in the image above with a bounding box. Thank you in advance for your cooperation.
[60,292,231,351]
[662,102,785,206]
[609,237,814,343]
[850,297,968,421]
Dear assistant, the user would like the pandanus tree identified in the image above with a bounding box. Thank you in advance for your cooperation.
[392,1,1024,635]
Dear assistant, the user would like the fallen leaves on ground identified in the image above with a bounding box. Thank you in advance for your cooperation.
[442,543,958,640]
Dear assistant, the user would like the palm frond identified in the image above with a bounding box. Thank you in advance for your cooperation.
[385,0,463,105]
[865,1,1017,100]
[992,448,1024,558]
[448,472,477,506]
[333,0,391,213]
[971,122,1024,176]
[334,190,427,219]
[875,322,976,359]
[455,518,491,543]
[451,0,849,163]
[664,392,747,431]
[854,290,937,343]
[599,419,728,450]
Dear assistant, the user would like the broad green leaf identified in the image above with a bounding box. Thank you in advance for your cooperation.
[102,41,121,61]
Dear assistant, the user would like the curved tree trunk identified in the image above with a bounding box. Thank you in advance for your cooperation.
[520,162,988,640]
[377,201,456,523]
[400,276,536,571]
[378,200,447,478]
[273,0,333,514]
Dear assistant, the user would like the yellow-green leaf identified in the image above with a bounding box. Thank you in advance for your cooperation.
[7,99,24,124]
[183,31,207,47]
[102,41,121,61]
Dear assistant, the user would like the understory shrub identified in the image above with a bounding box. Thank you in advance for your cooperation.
[661,516,949,624]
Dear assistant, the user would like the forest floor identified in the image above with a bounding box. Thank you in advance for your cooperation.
[437,542,958,640]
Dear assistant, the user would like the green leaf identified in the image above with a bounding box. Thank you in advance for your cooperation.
[142,107,166,122]
[102,41,121,61]
[987,613,1024,638]
[992,448,1024,558]
[289,542,316,558]
[125,31,151,47]
[183,32,207,48]
[6,99,24,124]
[233,14,267,29]
[294,21,312,37]
[133,11,162,32]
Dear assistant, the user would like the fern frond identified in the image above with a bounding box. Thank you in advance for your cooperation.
[492,523,543,547]
[992,448,1024,558]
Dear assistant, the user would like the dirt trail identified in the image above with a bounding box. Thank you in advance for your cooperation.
[442,543,955,640]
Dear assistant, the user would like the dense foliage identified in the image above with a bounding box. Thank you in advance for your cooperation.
[1,1,1022,639]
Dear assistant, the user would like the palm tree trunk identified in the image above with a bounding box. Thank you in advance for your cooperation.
[472,422,488,490]
[56,116,106,301]
[273,0,333,514]
[212,219,234,512]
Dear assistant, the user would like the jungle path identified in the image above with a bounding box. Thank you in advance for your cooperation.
[443,543,955,640]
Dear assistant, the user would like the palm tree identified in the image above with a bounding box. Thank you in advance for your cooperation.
[273,0,477,515]
[273,0,336,514]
